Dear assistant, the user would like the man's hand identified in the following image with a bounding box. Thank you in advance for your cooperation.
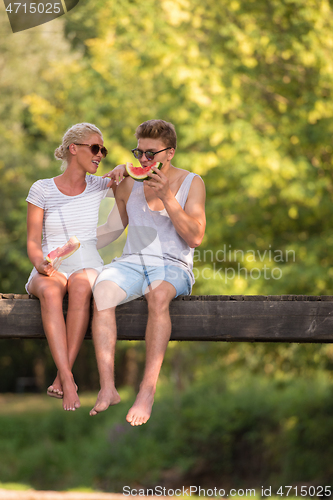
[143,165,171,201]
[103,164,128,187]
[145,171,206,248]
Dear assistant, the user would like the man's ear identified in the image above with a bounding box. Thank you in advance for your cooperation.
[168,148,175,160]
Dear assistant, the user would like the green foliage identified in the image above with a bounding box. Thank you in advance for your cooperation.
[59,0,333,294]
[0,15,76,292]
[1,377,333,490]
[2,5,333,488]
[2,0,333,294]
[170,375,333,485]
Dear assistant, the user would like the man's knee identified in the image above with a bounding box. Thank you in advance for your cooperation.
[146,283,175,312]
[92,300,116,321]
[93,280,126,311]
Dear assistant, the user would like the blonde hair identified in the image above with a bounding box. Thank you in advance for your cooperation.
[54,123,103,170]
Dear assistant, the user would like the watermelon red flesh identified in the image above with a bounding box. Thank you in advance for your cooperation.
[46,236,80,265]
[126,161,163,181]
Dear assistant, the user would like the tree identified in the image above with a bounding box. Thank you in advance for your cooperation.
[59,0,333,295]
[2,0,333,391]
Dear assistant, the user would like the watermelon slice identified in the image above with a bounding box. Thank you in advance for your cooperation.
[125,161,163,182]
[46,236,80,267]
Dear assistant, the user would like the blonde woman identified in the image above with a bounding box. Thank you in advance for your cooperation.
[26,123,123,411]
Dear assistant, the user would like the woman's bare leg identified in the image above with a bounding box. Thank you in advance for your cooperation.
[28,272,80,411]
[48,269,98,398]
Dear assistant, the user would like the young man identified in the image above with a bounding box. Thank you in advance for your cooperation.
[90,119,206,425]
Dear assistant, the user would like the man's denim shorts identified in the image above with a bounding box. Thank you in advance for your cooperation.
[94,261,192,303]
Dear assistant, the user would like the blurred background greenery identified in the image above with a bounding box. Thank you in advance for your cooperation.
[1,0,333,492]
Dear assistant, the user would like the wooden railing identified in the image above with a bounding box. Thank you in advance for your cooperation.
[2,293,333,342]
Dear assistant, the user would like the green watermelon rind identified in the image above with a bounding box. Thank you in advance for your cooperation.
[126,161,163,182]
[46,236,80,265]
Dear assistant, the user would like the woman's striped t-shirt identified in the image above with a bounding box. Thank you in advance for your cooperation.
[26,175,111,256]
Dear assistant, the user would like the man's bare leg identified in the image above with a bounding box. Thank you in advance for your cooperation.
[126,281,176,426]
[90,280,126,416]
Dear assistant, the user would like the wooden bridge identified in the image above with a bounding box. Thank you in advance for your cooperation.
[1,293,333,342]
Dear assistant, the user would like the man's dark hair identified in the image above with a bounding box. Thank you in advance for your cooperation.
[135,119,177,149]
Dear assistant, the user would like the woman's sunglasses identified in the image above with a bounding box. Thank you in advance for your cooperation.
[71,143,108,158]
[131,147,171,161]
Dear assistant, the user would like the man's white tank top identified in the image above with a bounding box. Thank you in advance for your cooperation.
[113,172,198,285]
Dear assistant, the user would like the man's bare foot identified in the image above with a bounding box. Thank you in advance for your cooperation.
[126,386,155,426]
[90,387,121,416]
[62,377,80,411]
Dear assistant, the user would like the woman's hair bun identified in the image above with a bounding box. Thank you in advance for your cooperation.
[54,146,64,160]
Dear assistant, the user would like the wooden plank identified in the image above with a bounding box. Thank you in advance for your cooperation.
[1,294,333,343]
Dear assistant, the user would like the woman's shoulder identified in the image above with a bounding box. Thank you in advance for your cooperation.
[30,177,54,190]
[26,178,54,208]
[86,174,109,190]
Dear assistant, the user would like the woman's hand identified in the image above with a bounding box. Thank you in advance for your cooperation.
[36,259,57,277]
[103,164,128,187]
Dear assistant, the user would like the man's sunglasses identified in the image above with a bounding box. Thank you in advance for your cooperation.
[71,143,108,158]
[131,147,171,161]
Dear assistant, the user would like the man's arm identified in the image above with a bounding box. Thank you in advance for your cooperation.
[144,167,206,248]
[96,178,130,249]
[103,164,129,188]
[163,175,206,248]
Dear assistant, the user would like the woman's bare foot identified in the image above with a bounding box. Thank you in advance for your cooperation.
[47,373,63,399]
[47,373,78,400]
[89,387,121,416]
[61,376,80,411]
[126,386,155,426]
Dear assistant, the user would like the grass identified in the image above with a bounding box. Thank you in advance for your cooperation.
[0,388,136,492]
[0,376,333,493]
[0,392,112,415]
[0,482,31,490]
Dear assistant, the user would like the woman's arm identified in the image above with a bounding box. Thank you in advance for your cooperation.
[27,203,56,276]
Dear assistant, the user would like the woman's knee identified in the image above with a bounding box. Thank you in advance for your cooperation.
[68,276,93,305]
[38,284,65,304]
